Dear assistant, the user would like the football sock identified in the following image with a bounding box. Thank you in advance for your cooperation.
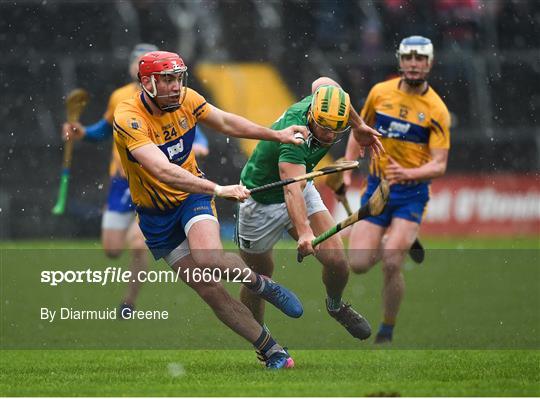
[326,296,342,312]
[253,327,282,358]
[378,322,394,337]
[245,273,266,294]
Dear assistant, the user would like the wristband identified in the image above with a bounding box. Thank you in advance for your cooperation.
[213,184,223,199]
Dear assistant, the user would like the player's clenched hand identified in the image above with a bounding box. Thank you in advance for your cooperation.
[297,232,316,257]
[352,121,384,158]
[276,125,308,145]
[214,184,250,202]
[385,156,411,185]
[62,122,85,141]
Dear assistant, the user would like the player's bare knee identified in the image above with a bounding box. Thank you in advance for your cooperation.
[381,254,403,276]
[190,250,224,270]
[321,252,348,275]
[349,261,371,274]
[349,251,377,274]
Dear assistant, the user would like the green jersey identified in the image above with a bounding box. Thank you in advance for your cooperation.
[240,95,330,204]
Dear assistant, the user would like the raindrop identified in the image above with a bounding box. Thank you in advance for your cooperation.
[167,362,185,377]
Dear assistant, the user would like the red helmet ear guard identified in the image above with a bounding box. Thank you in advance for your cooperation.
[138,51,187,78]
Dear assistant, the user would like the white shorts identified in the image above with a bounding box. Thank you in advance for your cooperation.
[101,210,136,230]
[163,239,191,268]
[236,181,327,254]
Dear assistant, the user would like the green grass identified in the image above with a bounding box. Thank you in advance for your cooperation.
[1,238,539,396]
[1,350,538,396]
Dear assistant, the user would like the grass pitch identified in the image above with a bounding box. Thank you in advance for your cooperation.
[1,349,538,396]
[1,237,539,396]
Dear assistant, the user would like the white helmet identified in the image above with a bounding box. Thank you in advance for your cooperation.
[397,36,434,63]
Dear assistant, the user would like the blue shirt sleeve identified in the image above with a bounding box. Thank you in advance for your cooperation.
[193,126,209,149]
[84,119,113,142]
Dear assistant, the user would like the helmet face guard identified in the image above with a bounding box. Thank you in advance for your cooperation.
[148,71,188,113]
[138,51,188,112]
[396,36,433,86]
[307,85,351,147]
[307,111,351,147]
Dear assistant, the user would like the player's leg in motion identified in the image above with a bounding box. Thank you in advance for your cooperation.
[101,209,144,318]
[239,250,274,325]
[239,250,275,364]
[306,210,371,340]
[119,221,148,313]
[181,219,299,368]
[188,220,302,319]
[101,225,127,259]
[347,220,386,275]
[374,217,419,343]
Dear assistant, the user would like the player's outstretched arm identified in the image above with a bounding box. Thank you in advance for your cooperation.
[62,119,113,142]
[130,143,249,201]
[201,105,307,145]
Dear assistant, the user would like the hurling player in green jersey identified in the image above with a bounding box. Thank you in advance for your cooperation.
[237,77,383,361]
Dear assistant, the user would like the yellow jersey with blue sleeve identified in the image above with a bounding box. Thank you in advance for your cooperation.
[103,82,141,178]
[361,77,451,180]
[359,77,451,227]
[113,88,210,211]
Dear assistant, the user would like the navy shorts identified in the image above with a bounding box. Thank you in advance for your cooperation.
[106,176,134,213]
[137,194,217,260]
[361,176,429,227]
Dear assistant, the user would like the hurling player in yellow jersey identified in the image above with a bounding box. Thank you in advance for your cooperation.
[62,44,210,319]
[113,50,309,369]
[344,36,451,343]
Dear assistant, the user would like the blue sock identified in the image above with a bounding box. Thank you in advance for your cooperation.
[253,327,281,358]
[378,323,394,337]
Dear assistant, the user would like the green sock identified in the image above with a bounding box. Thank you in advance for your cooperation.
[326,296,342,311]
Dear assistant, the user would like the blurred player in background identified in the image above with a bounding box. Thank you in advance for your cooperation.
[236,77,383,361]
[344,36,451,343]
[61,43,210,318]
[112,50,309,369]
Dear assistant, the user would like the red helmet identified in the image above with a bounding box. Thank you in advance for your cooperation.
[138,51,188,112]
[138,51,187,77]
